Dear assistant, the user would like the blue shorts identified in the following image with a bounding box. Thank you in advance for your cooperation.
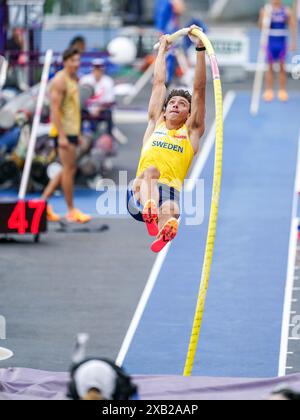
[267,37,287,63]
[127,183,180,223]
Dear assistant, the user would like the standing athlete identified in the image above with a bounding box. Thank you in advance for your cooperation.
[127,26,206,253]
[42,48,91,223]
[260,0,297,102]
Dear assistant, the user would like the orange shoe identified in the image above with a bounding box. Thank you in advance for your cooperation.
[66,208,92,224]
[278,89,288,102]
[151,218,179,253]
[142,199,159,237]
[263,90,274,102]
[47,204,61,222]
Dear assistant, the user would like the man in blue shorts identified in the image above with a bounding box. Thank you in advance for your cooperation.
[260,0,297,102]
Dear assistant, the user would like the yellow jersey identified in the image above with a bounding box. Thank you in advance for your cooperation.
[49,71,81,137]
[136,121,194,191]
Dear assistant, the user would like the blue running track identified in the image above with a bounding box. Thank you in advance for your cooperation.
[122,92,300,378]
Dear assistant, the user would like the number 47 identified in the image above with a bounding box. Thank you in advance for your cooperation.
[8,201,46,235]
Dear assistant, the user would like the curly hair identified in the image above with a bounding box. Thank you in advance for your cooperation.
[164,89,192,111]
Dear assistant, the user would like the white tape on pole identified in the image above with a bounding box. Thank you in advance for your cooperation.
[18,49,53,200]
[250,4,272,116]
[153,28,190,50]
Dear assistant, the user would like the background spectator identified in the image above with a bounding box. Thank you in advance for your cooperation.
[6,28,28,90]
[6,28,25,66]
[69,36,86,54]
[80,58,115,137]
[124,0,144,25]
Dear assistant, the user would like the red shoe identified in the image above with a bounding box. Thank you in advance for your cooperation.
[142,200,159,237]
[151,218,179,253]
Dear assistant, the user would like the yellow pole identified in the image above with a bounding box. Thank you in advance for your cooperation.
[160,28,224,377]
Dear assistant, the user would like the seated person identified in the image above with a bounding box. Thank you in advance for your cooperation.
[80,59,115,137]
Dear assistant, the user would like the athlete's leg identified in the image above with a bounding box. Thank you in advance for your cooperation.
[265,62,274,90]
[151,199,180,254]
[278,59,288,101]
[134,166,160,236]
[59,143,77,212]
[264,62,275,101]
[138,166,160,207]
[151,184,181,253]
[41,171,63,222]
[279,60,287,90]
[158,200,180,231]
[42,171,63,201]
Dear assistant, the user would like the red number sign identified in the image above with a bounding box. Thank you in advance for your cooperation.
[7,200,46,234]
[7,201,28,234]
[28,200,46,234]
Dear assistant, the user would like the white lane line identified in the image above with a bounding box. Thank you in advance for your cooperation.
[116,91,236,367]
[278,130,300,377]
[186,91,236,193]
[279,217,299,377]
[116,244,170,366]
[296,138,300,192]
[289,337,300,341]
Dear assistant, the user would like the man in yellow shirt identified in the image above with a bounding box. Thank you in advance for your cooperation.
[42,48,91,224]
[127,26,206,253]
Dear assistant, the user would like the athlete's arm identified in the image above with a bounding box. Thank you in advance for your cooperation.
[50,75,68,147]
[287,7,297,52]
[187,27,206,155]
[143,36,169,144]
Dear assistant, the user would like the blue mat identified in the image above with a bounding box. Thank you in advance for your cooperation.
[123,93,300,378]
